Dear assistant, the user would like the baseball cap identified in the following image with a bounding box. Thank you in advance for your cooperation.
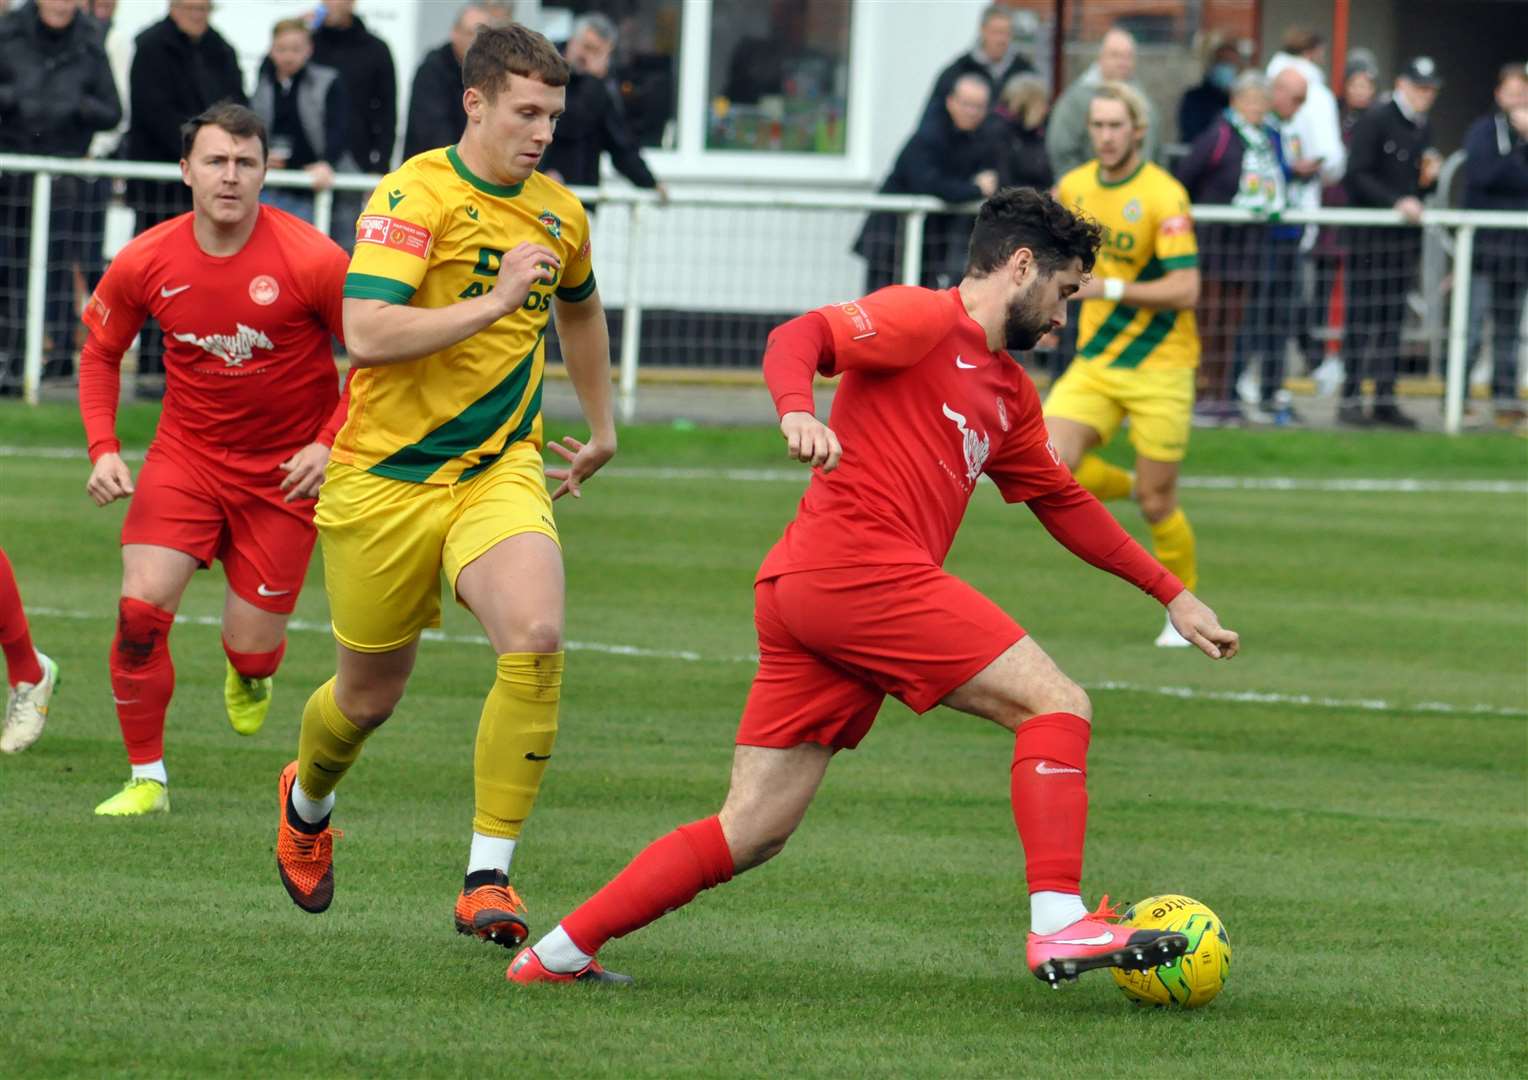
[1400,55,1442,87]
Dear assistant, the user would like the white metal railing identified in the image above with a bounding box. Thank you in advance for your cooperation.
[2,152,1525,434]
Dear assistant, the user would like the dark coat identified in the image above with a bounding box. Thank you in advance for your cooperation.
[403,43,463,160]
[1344,98,1433,208]
[539,70,657,189]
[989,111,1052,190]
[921,48,1034,123]
[312,14,397,172]
[0,6,121,157]
[1177,79,1230,145]
[1462,109,1528,259]
[252,59,351,170]
[1174,117,1247,205]
[125,16,245,164]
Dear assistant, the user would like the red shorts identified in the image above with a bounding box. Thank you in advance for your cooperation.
[121,435,317,614]
[736,564,1025,751]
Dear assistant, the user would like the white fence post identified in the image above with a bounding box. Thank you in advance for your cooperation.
[313,187,334,239]
[900,209,926,286]
[23,170,53,406]
[1443,222,1474,436]
[617,199,645,424]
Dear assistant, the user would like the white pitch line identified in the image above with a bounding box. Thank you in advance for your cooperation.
[3,445,1521,494]
[27,606,1524,719]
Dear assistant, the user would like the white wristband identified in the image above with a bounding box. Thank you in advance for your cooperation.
[1102,278,1126,301]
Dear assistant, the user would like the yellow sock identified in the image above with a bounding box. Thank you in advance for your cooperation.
[297,677,372,800]
[1149,507,1198,592]
[1073,453,1133,502]
[472,652,563,839]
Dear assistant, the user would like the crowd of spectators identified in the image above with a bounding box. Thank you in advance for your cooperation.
[0,1,1523,423]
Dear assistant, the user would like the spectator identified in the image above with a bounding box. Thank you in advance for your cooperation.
[990,73,1053,190]
[540,13,667,202]
[311,0,396,175]
[81,0,132,297]
[1174,71,1281,420]
[0,0,122,393]
[1265,28,1346,190]
[1340,56,1443,428]
[251,18,351,224]
[403,1,512,159]
[1238,68,1310,422]
[853,73,1000,293]
[124,0,245,393]
[1047,27,1159,178]
[1178,39,1241,145]
[1462,62,1528,427]
[921,5,1034,124]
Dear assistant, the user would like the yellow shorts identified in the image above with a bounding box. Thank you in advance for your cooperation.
[1043,362,1196,462]
[315,442,559,653]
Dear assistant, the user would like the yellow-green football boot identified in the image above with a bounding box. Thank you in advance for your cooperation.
[225,660,273,736]
[94,778,169,816]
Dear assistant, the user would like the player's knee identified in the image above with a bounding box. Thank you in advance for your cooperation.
[731,822,796,872]
[1027,679,1092,724]
[1136,485,1178,522]
[501,619,563,655]
[333,683,401,730]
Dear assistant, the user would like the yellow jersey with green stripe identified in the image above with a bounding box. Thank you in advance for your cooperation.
[1056,160,1200,370]
[333,146,595,485]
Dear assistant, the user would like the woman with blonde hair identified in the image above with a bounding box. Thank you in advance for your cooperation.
[993,72,1053,189]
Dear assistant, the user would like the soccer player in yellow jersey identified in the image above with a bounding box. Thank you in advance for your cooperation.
[274,24,617,950]
[1045,82,1204,648]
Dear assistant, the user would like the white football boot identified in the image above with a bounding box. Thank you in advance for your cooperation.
[1,649,59,753]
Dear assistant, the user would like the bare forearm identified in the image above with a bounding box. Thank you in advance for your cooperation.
[555,294,616,441]
[342,295,511,367]
[1120,272,1199,310]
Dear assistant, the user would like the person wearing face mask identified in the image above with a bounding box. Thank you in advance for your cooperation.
[1178,39,1241,145]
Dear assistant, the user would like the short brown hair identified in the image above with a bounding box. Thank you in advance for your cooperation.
[272,17,310,39]
[1281,27,1324,56]
[462,23,569,99]
[181,102,268,160]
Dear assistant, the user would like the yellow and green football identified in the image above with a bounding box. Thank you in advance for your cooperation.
[1110,894,1231,1008]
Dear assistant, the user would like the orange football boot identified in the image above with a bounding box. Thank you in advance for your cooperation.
[275,761,337,914]
[507,946,633,985]
[454,871,530,949]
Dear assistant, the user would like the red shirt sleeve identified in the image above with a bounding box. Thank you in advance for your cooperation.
[762,310,833,418]
[78,247,151,462]
[317,366,354,447]
[1028,481,1184,605]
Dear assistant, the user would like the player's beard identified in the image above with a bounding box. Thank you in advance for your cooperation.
[1003,279,1054,352]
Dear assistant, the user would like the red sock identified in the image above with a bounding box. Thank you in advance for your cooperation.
[110,598,176,764]
[561,816,735,955]
[0,547,43,687]
[1011,711,1091,894]
[223,637,286,679]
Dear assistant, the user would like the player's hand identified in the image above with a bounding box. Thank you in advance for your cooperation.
[779,411,842,473]
[493,242,562,316]
[86,452,135,506]
[545,432,616,501]
[279,441,331,502]
[1166,590,1240,660]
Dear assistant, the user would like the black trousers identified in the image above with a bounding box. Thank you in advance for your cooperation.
[1342,225,1421,406]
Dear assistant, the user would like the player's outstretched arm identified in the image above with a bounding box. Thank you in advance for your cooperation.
[343,242,562,367]
[545,290,617,501]
[1165,590,1239,660]
[1075,267,1199,310]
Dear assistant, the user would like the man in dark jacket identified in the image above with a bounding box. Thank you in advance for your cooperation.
[1339,56,1442,428]
[311,0,396,175]
[540,13,665,202]
[403,1,510,159]
[1462,62,1528,425]
[921,5,1032,125]
[0,0,122,392]
[1178,41,1241,144]
[124,0,245,388]
[252,18,351,225]
[855,73,1000,293]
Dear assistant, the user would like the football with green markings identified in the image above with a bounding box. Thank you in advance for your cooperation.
[1110,895,1231,1008]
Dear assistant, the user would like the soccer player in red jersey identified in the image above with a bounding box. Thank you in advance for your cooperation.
[77,103,351,817]
[510,188,1240,988]
[0,545,58,754]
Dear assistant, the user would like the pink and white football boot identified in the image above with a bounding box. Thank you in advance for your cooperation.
[1026,895,1188,988]
[507,946,634,986]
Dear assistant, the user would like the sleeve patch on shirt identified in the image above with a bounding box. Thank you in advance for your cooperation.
[85,293,111,327]
[1159,214,1193,237]
[833,301,876,340]
[356,215,432,258]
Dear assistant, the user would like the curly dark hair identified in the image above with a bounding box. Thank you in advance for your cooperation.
[965,186,1103,277]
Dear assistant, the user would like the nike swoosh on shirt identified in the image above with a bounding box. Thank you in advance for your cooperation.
[955,355,977,369]
[256,584,292,597]
[160,284,191,298]
[1051,932,1114,946]
[1035,761,1082,775]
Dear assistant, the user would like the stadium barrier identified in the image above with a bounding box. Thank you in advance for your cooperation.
[1,152,1525,434]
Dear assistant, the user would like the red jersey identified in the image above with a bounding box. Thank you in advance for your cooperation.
[79,205,349,465]
[759,285,1181,604]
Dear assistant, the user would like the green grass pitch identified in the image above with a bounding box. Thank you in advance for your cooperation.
[1,403,1524,1078]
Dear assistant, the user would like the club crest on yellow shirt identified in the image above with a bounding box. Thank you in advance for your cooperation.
[538,209,562,239]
